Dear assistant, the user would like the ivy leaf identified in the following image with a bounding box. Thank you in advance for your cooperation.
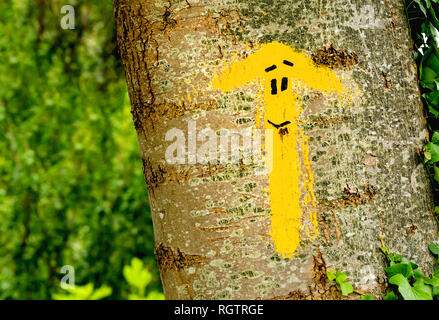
[326,269,336,282]
[424,277,439,286]
[327,270,354,296]
[420,48,439,90]
[360,294,374,300]
[430,23,439,48]
[389,274,416,300]
[424,91,439,117]
[335,271,348,284]
[415,0,428,17]
[434,165,439,183]
[429,103,439,117]
[428,275,439,297]
[385,263,413,279]
[339,282,354,297]
[428,243,439,255]
[388,253,402,265]
[389,274,433,300]
[383,291,398,300]
[413,280,433,300]
[334,271,354,296]
[424,141,439,163]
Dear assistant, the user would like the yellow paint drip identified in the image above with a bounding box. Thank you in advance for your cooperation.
[212,42,350,257]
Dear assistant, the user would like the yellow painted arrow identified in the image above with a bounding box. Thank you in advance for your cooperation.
[213,42,348,258]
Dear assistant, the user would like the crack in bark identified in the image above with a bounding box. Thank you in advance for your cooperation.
[312,43,358,69]
[155,243,207,272]
[319,183,377,210]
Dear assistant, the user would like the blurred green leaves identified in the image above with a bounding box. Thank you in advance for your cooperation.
[123,258,164,300]
[52,258,164,300]
[53,284,112,300]
[0,0,161,299]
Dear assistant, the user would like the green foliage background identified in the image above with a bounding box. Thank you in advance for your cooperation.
[0,0,161,299]
[2,0,437,301]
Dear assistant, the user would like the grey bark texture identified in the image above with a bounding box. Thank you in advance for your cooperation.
[114,0,439,299]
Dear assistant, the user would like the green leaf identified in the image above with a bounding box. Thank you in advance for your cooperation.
[388,253,402,265]
[428,104,439,117]
[415,0,428,17]
[429,274,439,297]
[385,263,413,279]
[327,269,353,296]
[424,142,439,163]
[89,286,112,300]
[424,277,439,286]
[432,132,439,144]
[52,283,112,300]
[413,280,433,300]
[339,282,354,297]
[123,257,152,296]
[389,274,416,300]
[383,291,398,300]
[430,23,439,48]
[420,48,439,90]
[128,291,165,300]
[326,269,336,282]
[413,269,425,281]
[434,165,439,183]
[389,274,433,300]
[428,243,439,255]
[360,294,374,300]
[335,271,348,285]
[64,284,94,300]
[424,91,439,117]
[127,293,148,300]
[145,291,165,300]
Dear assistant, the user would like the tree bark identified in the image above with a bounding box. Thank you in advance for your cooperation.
[114,0,439,299]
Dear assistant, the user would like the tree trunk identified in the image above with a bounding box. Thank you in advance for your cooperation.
[113,0,439,299]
